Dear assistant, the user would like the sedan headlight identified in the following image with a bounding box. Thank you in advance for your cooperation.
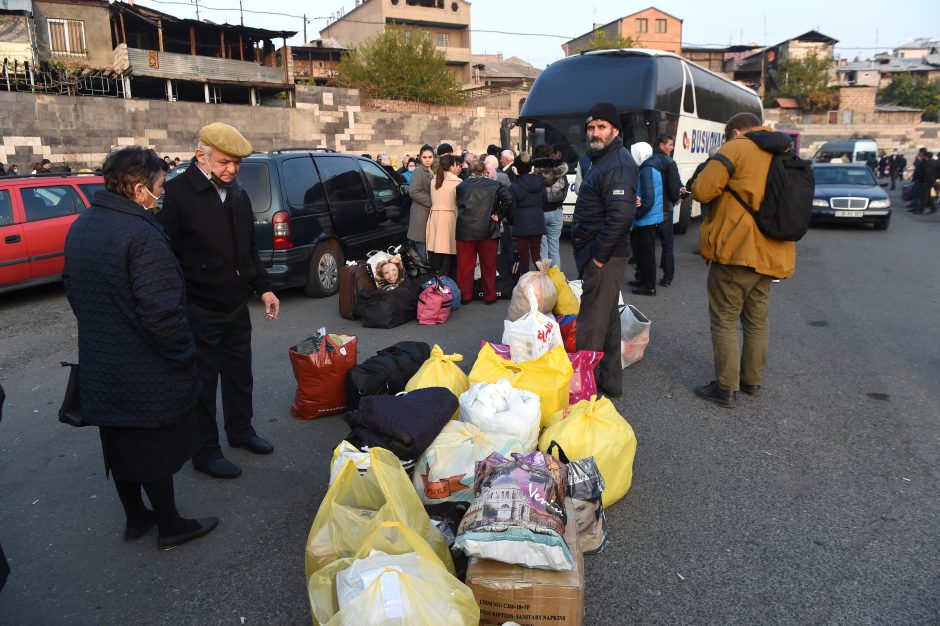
[869,199,890,209]
[812,198,830,207]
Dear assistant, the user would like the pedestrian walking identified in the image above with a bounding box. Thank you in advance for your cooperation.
[888,149,905,191]
[571,101,637,398]
[426,154,461,276]
[509,153,547,273]
[691,112,796,408]
[455,161,514,304]
[909,148,927,213]
[157,123,279,479]
[407,144,435,257]
[627,141,663,296]
[63,146,217,550]
[919,151,938,215]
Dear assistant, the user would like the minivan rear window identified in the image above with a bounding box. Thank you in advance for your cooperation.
[316,157,369,203]
[282,157,325,208]
[239,163,272,213]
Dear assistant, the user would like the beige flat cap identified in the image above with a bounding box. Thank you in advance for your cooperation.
[198,122,252,158]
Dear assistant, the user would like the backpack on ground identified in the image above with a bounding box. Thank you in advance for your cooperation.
[714,131,814,242]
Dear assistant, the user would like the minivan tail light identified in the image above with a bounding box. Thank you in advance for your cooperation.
[272,211,293,250]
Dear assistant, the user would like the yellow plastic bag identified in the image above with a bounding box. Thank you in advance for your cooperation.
[309,552,479,626]
[547,265,580,315]
[469,343,573,426]
[539,395,637,506]
[304,447,454,581]
[404,345,469,419]
[309,521,465,624]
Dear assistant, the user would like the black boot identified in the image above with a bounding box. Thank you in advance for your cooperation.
[694,381,736,408]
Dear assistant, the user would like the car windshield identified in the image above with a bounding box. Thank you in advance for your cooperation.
[813,167,877,186]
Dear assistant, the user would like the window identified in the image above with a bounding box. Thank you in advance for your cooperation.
[77,183,105,205]
[0,190,12,226]
[238,163,272,213]
[47,19,86,56]
[436,32,449,47]
[636,18,648,33]
[656,19,667,34]
[315,157,369,204]
[20,186,83,221]
[282,158,325,209]
[359,160,400,199]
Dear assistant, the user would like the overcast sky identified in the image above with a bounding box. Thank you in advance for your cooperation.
[137,0,938,68]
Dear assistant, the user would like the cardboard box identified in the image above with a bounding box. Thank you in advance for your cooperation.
[465,501,584,626]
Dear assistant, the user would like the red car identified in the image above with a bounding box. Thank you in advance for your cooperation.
[0,174,104,294]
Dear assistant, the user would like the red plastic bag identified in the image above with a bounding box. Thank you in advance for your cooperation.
[290,331,358,419]
[556,314,577,353]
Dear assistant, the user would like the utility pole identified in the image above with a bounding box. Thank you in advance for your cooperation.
[303,14,307,43]
[239,0,244,27]
[193,0,200,22]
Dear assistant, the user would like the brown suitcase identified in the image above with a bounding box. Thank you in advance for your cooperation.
[339,263,376,320]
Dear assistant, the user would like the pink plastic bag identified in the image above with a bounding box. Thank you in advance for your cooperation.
[417,278,453,325]
[483,342,601,406]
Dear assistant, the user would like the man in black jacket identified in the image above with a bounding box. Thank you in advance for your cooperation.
[641,134,682,287]
[571,102,637,397]
[158,123,279,479]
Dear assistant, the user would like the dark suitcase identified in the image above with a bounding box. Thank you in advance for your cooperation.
[339,263,376,320]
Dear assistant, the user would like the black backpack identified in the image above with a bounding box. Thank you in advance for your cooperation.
[714,132,814,242]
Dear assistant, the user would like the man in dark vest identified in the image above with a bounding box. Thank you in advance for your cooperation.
[158,123,279,479]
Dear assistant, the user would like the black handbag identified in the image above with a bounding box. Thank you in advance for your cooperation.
[358,277,420,329]
[58,362,86,427]
[400,240,433,278]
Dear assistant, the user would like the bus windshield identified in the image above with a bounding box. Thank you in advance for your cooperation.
[523,111,657,171]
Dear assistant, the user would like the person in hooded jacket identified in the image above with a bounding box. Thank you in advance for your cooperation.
[691,112,796,409]
[628,142,663,296]
[455,161,515,304]
[533,144,569,270]
[509,153,548,273]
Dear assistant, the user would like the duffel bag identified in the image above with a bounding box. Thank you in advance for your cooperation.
[358,277,420,329]
[347,341,431,410]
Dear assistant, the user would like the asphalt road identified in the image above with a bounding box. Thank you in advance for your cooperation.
[1,186,938,625]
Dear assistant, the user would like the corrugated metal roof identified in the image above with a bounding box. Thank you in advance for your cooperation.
[0,0,33,12]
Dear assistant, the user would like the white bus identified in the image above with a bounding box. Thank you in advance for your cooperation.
[510,49,763,234]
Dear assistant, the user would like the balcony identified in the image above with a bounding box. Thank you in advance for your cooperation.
[112,44,287,86]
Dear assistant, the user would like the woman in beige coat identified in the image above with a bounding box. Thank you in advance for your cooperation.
[426,154,461,276]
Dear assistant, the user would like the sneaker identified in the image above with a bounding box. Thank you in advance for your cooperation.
[658,278,672,287]
[694,381,736,408]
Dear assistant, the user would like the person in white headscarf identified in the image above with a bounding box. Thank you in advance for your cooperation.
[627,141,663,296]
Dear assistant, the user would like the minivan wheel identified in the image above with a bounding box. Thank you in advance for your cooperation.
[673,196,692,235]
[304,241,342,297]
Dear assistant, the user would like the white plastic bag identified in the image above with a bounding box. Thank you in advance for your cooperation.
[412,421,527,505]
[620,304,651,368]
[458,380,541,452]
[329,441,372,485]
[506,260,558,321]
[502,286,563,363]
[336,550,421,611]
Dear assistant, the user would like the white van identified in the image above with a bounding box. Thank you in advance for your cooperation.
[813,140,878,164]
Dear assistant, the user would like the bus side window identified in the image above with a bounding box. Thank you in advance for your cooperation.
[683,65,695,114]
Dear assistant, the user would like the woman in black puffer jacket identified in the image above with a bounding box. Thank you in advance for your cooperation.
[509,153,548,272]
[63,146,217,552]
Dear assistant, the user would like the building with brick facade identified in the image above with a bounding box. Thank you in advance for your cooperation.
[562,7,682,56]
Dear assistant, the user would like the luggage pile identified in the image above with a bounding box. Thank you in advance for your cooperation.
[339,248,459,328]
[300,261,648,625]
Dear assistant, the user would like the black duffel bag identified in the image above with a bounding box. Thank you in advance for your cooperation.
[346,341,431,410]
[358,277,420,328]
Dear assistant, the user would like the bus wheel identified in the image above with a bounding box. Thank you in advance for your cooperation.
[673,196,692,235]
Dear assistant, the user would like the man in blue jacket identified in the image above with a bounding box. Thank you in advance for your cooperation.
[571,102,637,397]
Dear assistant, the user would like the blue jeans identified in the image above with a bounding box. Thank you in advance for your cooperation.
[542,208,563,270]
[657,209,675,281]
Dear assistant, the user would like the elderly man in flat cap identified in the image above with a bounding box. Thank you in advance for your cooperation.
[571,101,637,399]
[158,122,278,479]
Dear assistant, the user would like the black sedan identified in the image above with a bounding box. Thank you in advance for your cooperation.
[811,163,892,230]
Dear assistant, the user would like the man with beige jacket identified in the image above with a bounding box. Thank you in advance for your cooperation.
[690,112,796,408]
